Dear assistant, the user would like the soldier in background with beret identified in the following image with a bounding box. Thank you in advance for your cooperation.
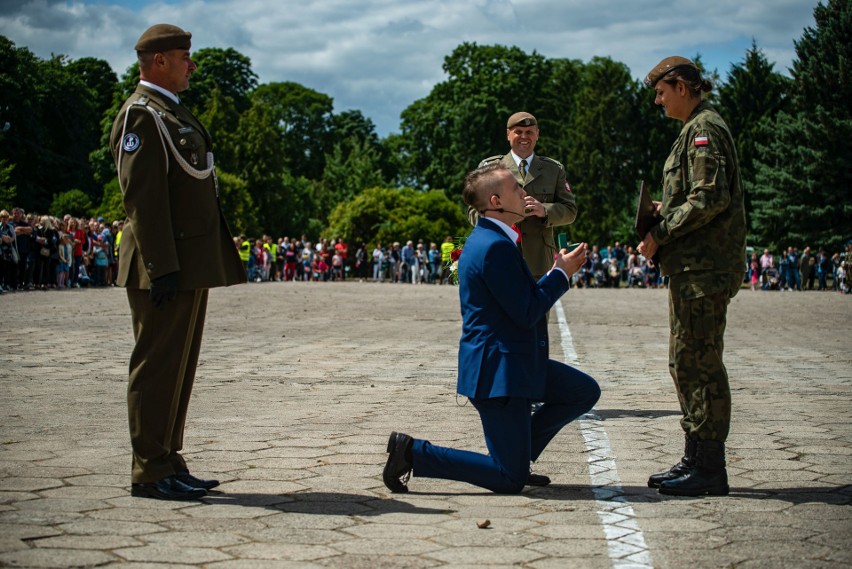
[472,112,577,280]
[638,56,746,497]
[110,24,246,500]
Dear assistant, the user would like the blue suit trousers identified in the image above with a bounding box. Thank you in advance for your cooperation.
[412,360,600,493]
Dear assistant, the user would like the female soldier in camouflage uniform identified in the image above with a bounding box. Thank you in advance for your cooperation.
[638,57,746,497]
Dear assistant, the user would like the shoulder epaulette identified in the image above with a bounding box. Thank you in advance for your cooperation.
[131,95,149,107]
[538,155,564,169]
[479,155,503,167]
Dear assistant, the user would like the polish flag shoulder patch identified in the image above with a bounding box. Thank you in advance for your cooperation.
[694,135,709,147]
[565,181,572,193]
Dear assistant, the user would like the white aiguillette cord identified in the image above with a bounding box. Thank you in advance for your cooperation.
[117,101,215,190]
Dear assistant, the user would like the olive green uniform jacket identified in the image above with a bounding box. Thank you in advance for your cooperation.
[109,84,245,290]
[470,153,577,277]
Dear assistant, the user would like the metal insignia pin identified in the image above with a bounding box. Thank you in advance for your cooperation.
[191,152,198,165]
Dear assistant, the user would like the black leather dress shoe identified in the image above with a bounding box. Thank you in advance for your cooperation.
[527,472,551,486]
[131,475,207,500]
[383,431,413,493]
[175,472,220,490]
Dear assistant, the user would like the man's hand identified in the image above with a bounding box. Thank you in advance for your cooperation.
[652,200,662,215]
[149,272,179,309]
[553,243,587,277]
[637,232,658,259]
[523,196,546,218]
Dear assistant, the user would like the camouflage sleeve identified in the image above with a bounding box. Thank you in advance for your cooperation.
[542,161,577,226]
[651,123,732,246]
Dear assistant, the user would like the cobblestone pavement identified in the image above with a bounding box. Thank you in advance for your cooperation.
[1,282,850,568]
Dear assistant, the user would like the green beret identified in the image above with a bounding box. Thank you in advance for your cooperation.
[644,56,699,88]
[507,112,537,129]
[135,24,192,53]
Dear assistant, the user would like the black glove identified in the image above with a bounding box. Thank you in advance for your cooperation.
[149,271,179,309]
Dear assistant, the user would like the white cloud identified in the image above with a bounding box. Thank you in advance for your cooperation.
[0,0,817,135]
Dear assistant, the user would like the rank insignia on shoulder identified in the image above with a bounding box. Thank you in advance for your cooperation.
[694,136,709,147]
[122,133,140,153]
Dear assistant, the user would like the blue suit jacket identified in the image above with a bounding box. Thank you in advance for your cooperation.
[457,217,570,400]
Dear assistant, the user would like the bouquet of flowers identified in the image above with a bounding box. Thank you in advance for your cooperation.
[445,238,465,285]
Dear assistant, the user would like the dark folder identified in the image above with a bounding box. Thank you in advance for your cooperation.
[634,181,660,240]
[635,181,660,266]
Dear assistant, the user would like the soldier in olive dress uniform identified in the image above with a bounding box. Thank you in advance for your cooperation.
[638,56,746,497]
[471,112,577,280]
[110,24,246,501]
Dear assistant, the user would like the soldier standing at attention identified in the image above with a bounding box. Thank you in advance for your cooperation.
[110,24,246,500]
[638,57,746,497]
[472,112,577,280]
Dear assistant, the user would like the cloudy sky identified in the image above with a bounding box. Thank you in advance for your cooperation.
[1,0,818,136]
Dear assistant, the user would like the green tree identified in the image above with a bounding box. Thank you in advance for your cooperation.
[561,57,648,245]
[50,189,93,218]
[321,136,385,209]
[251,82,333,180]
[751,0,852,250]
[0,159,16,210]
[325,187,467,247]
[398,43,550,195]
[180,47,257,117]
[718,41,791,231]
[96,178,126,222]
[215,170,257,236]
[0,40,102,212]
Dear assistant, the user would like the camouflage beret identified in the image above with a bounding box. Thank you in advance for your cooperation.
[135,24,192,52]
[507,112,537,129]
[644,56,699,88]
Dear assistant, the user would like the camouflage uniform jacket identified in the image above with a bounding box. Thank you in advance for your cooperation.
[651,101,746,287]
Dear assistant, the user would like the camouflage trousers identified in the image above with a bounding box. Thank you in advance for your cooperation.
[668,274,740,442]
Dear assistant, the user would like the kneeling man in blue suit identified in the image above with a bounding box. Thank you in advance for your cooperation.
[383,164,600,494]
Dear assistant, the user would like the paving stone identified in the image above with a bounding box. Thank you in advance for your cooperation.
[1,283,849,568]
[0,548,116,567]
[115,544,232,564]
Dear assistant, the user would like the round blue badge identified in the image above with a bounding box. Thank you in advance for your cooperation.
[122,133,140,152]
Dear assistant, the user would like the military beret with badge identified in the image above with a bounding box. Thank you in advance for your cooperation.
[507,112,537,129]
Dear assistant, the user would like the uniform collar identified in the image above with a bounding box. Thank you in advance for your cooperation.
[139,80,180,105]
[510,151,535,169]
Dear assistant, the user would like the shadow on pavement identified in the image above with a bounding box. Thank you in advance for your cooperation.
[585,409,682,420]
[727,487,852,505]
[202,491,456,515]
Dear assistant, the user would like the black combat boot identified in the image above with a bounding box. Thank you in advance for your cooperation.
[658,439,729,496]
[648,433,697,488]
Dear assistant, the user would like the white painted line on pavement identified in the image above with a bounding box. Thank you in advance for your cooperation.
[555,299,654,569]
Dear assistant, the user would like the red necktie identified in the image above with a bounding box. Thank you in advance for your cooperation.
[511,224,522,244]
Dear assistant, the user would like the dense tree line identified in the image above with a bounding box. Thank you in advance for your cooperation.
[0,0,848,250]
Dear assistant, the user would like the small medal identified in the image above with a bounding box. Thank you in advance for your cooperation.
[191,152,199,165]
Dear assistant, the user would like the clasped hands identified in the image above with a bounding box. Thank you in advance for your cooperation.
[637,200,663,259]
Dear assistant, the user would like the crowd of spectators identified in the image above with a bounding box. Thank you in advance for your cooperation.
[1,208,121,293]
[2,206,849,295]
[233,235,456,285]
